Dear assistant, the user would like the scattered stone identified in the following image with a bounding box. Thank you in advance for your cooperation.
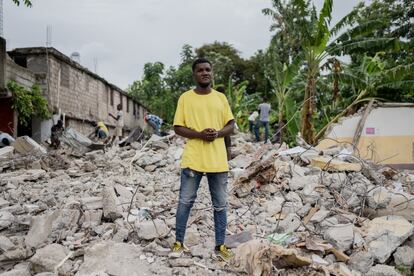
[80,197,103,210]
[323,224,354,251]
[29,243,71,274]
[264,197,284,215]
[289,175,318,190]
[310,209,330,223]
[0,131,412,275]
[25,211,60,249]
[348,251,374,273]
[311,156,362,172]
[168,258,194,267]
[0,211,14,230]
[0,235,16,252]
[0,268,31,276]
[366,264,402,276]
[12,136,47,155]
[102,186,122,221]
[393,246,414,268]
[276,213,301,233]
[136,219,170,240]
[75,241,149,276]
[365,216,414,263]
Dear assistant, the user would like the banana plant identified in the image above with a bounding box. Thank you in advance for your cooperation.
[224,79,258,131]
[315,53,414,140]
[265,47,302,143]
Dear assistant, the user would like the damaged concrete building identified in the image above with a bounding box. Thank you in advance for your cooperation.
[318,102,414,169]
[0,37,148,142]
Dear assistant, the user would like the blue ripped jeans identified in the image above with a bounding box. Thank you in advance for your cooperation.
[175,168,228,246]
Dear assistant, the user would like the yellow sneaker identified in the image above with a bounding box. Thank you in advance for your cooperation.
[170,241,189,257]
[215,245,234,261]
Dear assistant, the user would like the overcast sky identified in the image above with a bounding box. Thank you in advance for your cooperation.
[4,0,360,89]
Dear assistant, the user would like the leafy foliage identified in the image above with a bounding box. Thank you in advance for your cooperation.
[126,0,414,145]
[7,81,50,126]
[12,0,32,7]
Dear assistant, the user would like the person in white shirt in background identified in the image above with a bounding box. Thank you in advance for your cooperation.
[109,104,124,141]
[248,111,259,134]
[255,97,271,143]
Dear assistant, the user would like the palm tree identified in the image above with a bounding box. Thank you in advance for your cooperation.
[264,0,401,144]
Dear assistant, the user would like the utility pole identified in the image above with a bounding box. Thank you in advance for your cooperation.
[0,0,4,37]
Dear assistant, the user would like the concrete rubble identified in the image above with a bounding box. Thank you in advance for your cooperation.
[0,132,413,276]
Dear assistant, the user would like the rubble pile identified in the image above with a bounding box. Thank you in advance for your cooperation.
[0,132,413,276]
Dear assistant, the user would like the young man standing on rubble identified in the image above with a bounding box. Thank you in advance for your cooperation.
[172,58,235,260]
[109,104,124,141]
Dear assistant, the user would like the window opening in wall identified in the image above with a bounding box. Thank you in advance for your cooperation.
[110,89,114,106]
[133,103,136,116]
[119,94,123,109]
[60,63,70,88]
[14,56,27,68]
[127,98,130,113]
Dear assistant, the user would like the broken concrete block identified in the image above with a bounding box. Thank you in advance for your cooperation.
[225,231,253,249]
[289,175,318,190]
[12,136,46,155]
[367,187,392,208]
[75,241,149,276]
[137,153,163,167]
[168,258,194,267]
[25,211,60,249]
[102,186,122,221]
[0,268,31,276]
[276,213,301,233]
[348,251,374,273]
[136,219,170,240]
[50,209,80,241]
[365,216,414,263]
[0,235,16,252]
[81,210,102,228]
[0,146,14,158]
[393,246,414,268]
[0,211,14,230]
[0,198,9,208]
[323,223,354,251]
[365,190,414,221]
[311,156,362,172]
[185,227,200,246]
[0,169,46,184]
[366,264,402,276]
[29,243,71,274]
[80,197,103,210]
[310,209,330,223]
[264,197,284,215]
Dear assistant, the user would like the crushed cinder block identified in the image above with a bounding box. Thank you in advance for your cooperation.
[311,156,362,172]
[12,136,46,155]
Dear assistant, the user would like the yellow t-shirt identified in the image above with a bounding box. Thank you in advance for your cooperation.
[173,89,234,172]
[97,122,109,136]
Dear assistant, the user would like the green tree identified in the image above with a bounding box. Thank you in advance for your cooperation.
[7,81,50,126]
[316,54,414,140]
[12,0,32,6]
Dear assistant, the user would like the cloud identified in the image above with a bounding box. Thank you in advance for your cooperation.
[4,0,360,89]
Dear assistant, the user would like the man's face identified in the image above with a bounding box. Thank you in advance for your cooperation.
[193,63,213,88]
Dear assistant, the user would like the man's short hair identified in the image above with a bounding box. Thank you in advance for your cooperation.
[192,58,212,72]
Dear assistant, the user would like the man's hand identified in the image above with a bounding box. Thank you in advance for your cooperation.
[200,128,218,142]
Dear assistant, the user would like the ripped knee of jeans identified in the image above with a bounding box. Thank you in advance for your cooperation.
[213,205,227,212]
[179,198,195,206]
